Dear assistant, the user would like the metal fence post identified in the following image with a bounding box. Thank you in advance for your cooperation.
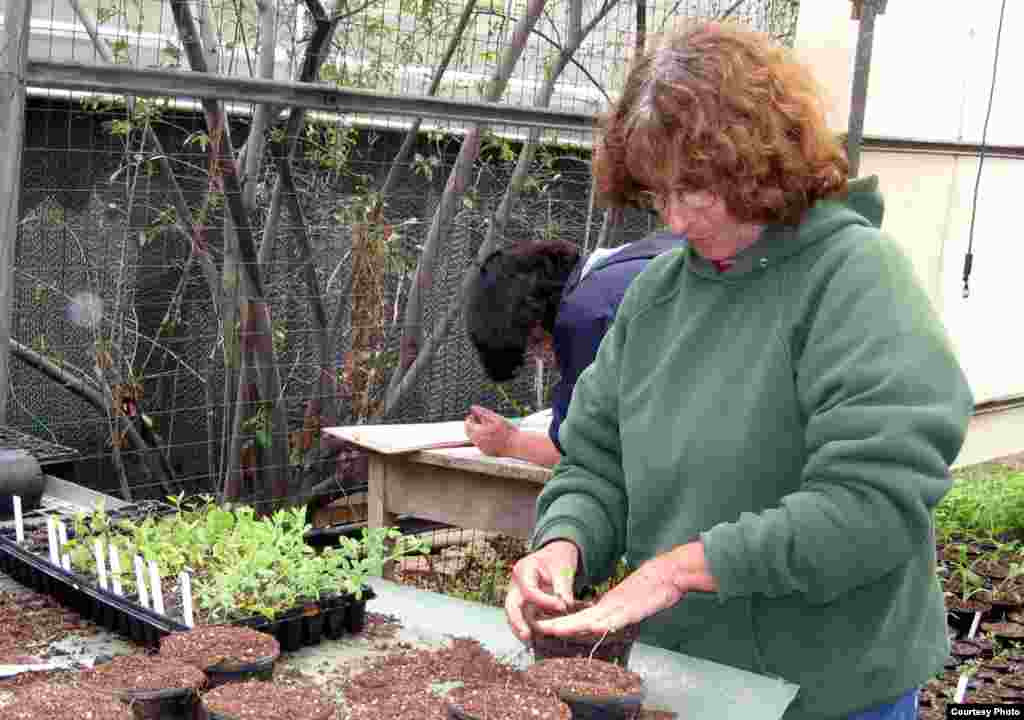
[0,0,32,423]
[846,0,888,178]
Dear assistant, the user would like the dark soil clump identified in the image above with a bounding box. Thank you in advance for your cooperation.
[0,681,131,720]
[160,625,281,670]
[447,683,570,720]
[201,679,334,720]
[525,657,644,697]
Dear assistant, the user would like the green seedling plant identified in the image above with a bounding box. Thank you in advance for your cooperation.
[949,543,989,605]
[325,527,431,600]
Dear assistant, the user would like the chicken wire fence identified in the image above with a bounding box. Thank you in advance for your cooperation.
[5,0,798,598]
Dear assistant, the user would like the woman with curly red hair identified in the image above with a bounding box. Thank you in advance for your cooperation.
[504,21,971,720]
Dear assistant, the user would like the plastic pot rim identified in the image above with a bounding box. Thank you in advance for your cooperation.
[204,652,280,674]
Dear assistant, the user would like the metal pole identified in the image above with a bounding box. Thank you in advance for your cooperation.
[0,0,33,423]
[846,0,887,178]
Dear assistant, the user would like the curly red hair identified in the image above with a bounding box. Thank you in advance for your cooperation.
[593,20,848,226]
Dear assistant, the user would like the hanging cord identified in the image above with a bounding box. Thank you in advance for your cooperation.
[963,0,1007,298]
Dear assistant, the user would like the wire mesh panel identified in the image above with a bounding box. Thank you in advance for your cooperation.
[5,0,799,527]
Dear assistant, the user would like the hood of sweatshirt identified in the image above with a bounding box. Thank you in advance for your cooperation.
[686,174,886,281]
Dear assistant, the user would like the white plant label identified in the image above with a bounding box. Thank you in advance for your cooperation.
[46,517,59,565]
[133,555,150,608]
[148,559,165,615]
[967,610,982,639]
[954,673,969,703]
[12,497,24,543]
[56,521,71,570]
[108,545,123,596]
[179,571,194,628]
[94,539,108,590]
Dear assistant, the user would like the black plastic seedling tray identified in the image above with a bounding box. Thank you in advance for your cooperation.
[0,529,376,651]
[0,533,187,644]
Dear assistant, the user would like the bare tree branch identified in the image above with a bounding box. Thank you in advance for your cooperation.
[475,9,610,104]
[8,340,177,502]
[385,0,550,412]
[719,0,748,20]
[383,0,621,415]
[242,0,280,213]
[170,0,290,505]
[379,0,479,202]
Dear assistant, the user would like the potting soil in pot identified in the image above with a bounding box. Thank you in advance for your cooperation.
[78,652,208,693]
[524,657,646,720]
[0,681,131,720]
[524,657,644,697]
[201,679,334,720]
[446,682,571,720]
[160,624,281,682]
[76,653,207,719]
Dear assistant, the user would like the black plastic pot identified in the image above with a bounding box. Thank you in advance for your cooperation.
[203,654,278,690]
[447,700,572,720]
[117,686,201,720]
[947,605,990,637]
[345,587,375,633]
[557,684,647,720]
[321,593,349,640]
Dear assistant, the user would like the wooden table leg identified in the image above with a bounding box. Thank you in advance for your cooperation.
[367,454,399,580]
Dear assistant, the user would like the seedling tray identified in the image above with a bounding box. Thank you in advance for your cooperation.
[0,527,376,651]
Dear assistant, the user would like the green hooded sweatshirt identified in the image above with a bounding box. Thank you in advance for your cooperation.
[532,178,972,720]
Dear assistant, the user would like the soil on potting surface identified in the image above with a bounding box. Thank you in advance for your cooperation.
[447,683,571,720]
[76,652,207,693]
[345,692,447,720]
[0,587,146,691]
[0,681,131,720]
[160,624,281,669]
[524,657,644,697]
[0,591,95,664]
[345,636,522,717]
[202,679,334,720]
[346,634,520,704]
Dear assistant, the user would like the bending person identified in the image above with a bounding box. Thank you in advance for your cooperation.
[463,233,685,467]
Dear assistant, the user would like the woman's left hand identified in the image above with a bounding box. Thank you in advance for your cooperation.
[531,541,718,638]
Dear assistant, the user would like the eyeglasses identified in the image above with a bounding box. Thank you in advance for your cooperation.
[636,189,716,213]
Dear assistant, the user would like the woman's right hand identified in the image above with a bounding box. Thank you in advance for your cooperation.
[504,540,580,643]
[464,405,518,457]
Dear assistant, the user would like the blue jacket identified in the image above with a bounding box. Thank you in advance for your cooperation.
[549,232,686,451]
